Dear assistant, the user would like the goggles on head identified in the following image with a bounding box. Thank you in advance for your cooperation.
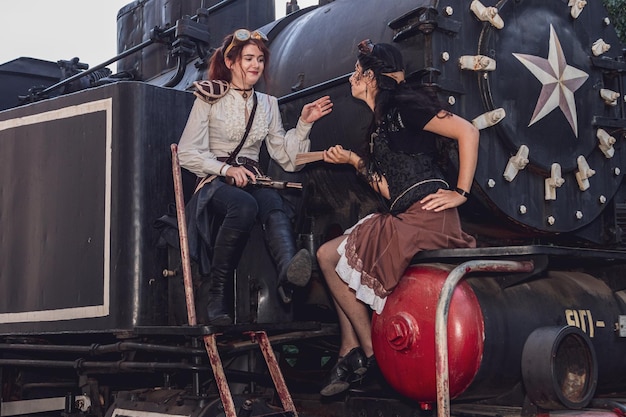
[224,29,268,57]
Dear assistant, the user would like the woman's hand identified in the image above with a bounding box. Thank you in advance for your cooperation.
[420,188,467,212]
[323,144,353,166]
[224,166,256,188]
[301,95,333,123]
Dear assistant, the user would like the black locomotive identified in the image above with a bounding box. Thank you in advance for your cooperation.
[1,1,625,417]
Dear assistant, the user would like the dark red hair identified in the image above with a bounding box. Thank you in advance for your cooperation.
[208,33,270,82]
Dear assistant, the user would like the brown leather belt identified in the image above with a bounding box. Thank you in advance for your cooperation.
[217,156,260,169]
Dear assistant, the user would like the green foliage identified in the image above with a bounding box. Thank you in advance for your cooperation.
[603,0,626,44]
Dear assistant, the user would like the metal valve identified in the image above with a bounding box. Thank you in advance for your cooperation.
[472,108,506,130]
[503,145,529,182]
[470,0,504,29]
[600,88,620,106]
[597,128,616,158]
[592,38,611,56]
[568,0,587,19]
[459,55,496,71]
[575,155,595,191]
[545,163,565,200]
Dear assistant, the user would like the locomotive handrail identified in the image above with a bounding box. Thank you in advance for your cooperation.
[435,260,535,417]
[277,73,352,105]
[414,244,626,266]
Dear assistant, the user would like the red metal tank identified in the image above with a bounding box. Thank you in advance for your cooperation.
[371,264,484,405]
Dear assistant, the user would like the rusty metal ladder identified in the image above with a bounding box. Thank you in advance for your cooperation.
[170,144,298,417]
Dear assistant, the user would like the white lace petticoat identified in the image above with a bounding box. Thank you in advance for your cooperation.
[335,214,387,314]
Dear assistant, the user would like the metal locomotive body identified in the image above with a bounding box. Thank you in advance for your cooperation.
[0,1,626,417]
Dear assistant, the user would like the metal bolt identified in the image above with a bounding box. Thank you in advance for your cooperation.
[547,216,556,225]
[163,269,177,277]
[604,17,611,25]
[444,6,454,16]
[519,205,527,214]
[488,178,496,188]
[615,167,621,176]
[599,195,607,204]
[575,211,583,219]
[441,51,450,62]
[448,96,456,105]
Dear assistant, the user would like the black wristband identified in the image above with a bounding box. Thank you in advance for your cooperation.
[455,187,470,197]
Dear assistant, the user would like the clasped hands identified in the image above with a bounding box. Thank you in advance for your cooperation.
[322,144,467,212]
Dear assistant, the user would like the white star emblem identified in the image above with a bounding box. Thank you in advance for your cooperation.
[513,24,589,137]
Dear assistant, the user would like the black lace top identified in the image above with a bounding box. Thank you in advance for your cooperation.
[368,105,449,214]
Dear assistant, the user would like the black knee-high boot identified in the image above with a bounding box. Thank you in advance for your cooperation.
[264,210,312,304]
[199,226,249,325]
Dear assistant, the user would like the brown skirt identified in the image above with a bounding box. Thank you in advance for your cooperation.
[336,202,475,313]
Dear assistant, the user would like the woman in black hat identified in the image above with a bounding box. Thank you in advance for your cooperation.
[317,40,478,396]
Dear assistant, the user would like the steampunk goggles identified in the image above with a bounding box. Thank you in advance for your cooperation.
[224,29,268,56]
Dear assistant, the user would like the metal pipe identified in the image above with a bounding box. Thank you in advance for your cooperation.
[171,144,197,326]
[41,0,237,96]
[435,260,535,417]
[191,338,202,397]
[590,398,626,415]
[164,54,190,88]
[0,342,204,356]
[40,41,149,96]
[0,359,210,372]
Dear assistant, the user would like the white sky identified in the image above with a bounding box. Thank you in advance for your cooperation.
[0,0,317,70]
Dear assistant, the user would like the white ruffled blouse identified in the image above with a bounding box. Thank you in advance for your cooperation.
[177,88,312,177]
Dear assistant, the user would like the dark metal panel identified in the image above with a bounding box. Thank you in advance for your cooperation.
[0,98,109,324]
[0,82,194,334]
[109,82,195,330]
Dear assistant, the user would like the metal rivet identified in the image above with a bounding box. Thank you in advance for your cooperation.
[448,96,456,105]
[604,17,611,25]
[441,51,450,62]
[615,167,621,176]
[547,216,556,225]
[575,211,583,219]
[444,6,454,16]
[599,195,607,204]
[488,178,496,188]
[519,205,527,214]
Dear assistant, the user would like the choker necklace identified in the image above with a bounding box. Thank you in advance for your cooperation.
[231,85,253,99]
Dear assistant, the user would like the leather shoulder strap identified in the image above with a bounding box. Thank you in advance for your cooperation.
[226,92,258,164]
